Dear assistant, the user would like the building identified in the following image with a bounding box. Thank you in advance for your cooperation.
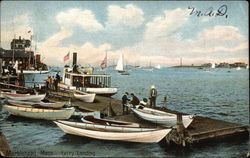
[233,62,247,68]
[217,62,230,68]
[0,36,47,71]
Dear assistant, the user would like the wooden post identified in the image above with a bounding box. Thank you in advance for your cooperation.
[176,113,186,147]
[177,113,185,133]
[163,96,167,109]
[0,59,2,78]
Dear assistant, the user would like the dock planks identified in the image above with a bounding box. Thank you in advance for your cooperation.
[47,89,249,146]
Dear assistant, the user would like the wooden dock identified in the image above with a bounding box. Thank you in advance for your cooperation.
[47,89,249,146]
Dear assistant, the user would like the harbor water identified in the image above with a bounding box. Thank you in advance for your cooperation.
[0,67,249,157]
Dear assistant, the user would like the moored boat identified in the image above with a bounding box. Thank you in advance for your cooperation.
[54,120,171,143]
[18,70,49,74]
[73,93,96,103]
[0,92,30,98]
[131,105,194,128]
[7,99,66,108]
[82,115,140,127]
[3,105,75,120]
[61,67,117,97]
[5,93,46,102]
[115,54,130,75]
[85,88,117,97]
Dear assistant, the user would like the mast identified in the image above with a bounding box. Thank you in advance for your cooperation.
[28,34,32,69]
[12,34,16,64]
[122,54,124,68]
[34,34,37,69]
[105,50,108,68]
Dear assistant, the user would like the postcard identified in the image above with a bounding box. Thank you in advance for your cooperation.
[0,1,248,158]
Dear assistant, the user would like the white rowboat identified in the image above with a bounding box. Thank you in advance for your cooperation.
[81,115,140,127]
[86,88,117,97]
[3,105,75,120]
[0,92,30,98]
[58,120,155,132]
[7,99,66,108]
[54,121,171,143]
[74,93,96,103]
[5,94,46,102]
[132,106,194,128]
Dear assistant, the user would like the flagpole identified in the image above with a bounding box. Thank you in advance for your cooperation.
[106,50,108,68]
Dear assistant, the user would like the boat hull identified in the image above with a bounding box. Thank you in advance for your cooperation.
[132,106,194,128]
[7,99,66,108]
[5,94,46,102]
[3,105,75,120]
[54,121,171,143]
[74,93,96,103]
[86,88,117,97]
[18,70,49,74]
[82,116,140,127]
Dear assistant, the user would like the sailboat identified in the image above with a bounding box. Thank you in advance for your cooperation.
[236,67,241,70]
[155,64,161,69]
[143,60,153,71]
[100,51,107,71]
[211,63,216,68]
[115,54,129,75]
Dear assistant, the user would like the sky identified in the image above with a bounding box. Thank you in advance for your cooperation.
[0,1,248,67]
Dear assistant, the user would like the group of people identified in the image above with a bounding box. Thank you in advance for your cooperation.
[45,73,61,90]
[122,85,157,114]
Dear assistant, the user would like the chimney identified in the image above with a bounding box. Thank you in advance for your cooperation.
[19,36,21,40]
[72,52,77,66]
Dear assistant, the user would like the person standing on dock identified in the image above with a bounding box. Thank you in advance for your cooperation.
[45,76,50,89]
[130,93,140,108]
[49,76,53,89]
[54,73,60,91]
[18,69,25,87]
[122,92,130,114]
[149,85,157,108]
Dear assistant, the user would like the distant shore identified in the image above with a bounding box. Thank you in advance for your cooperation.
[172,65,204,68]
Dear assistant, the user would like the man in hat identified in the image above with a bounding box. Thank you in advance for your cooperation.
[122,92,130,114]
[149,85,157,108]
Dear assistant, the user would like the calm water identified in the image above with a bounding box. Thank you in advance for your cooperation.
[0,67,249,157]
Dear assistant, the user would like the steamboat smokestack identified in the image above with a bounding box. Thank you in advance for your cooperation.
[73,52,77,66]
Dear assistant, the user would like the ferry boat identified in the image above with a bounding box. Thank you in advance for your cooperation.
[60,67,117,97]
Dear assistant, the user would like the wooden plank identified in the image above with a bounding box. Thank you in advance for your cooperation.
[0,82,31,90]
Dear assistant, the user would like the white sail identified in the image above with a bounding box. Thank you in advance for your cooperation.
[211,63,215,68]
[155,64,161,69]
[115,54,124,71]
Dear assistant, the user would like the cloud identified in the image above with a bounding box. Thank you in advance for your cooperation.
[188,26,248,54]
[144,8,190,40]
[192,42,248,54]
[56,8,104,32]
[198,25,244,42]
[41,28,73,47]
[107,4,144,28]
[38,35,112,66]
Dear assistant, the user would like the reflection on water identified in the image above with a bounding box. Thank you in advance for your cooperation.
[1,67,249,157]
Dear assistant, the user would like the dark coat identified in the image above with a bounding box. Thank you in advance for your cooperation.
[122,95,129,104]
[130,96,140,105]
